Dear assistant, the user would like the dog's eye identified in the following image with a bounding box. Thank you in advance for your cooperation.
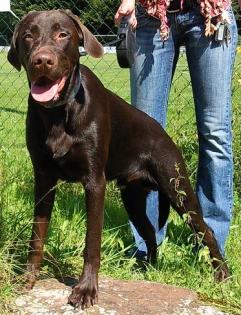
[58,32,69,39]
[23,33,33,41]
[23,33,33,43]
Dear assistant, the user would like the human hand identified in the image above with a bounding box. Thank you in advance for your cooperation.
[114,0,137,28]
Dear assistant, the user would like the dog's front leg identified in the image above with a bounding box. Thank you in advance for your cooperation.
[26,171,57,289]
[68,174,106,309]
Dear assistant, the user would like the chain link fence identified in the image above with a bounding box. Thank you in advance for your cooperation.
[0,1,241,205]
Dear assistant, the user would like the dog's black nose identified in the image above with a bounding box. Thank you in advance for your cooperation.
[32,51,56,69]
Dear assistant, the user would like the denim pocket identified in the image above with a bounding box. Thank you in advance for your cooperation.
[222,7,238,45]
[177,8,205,27]
[226,6,235,24]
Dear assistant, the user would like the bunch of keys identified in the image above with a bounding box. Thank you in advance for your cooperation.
[215,21,231,46]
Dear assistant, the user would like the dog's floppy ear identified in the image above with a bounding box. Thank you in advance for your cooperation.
[8,11,37,71]
[62,10,104,58]
[8,11,38,71]
[8,23,21,71]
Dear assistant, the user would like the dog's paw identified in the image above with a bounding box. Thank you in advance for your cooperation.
[68,276,98,309]
[25,264,39,290]
[214,263,230,282]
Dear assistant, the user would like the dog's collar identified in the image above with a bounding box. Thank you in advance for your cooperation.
[42,66,81,109]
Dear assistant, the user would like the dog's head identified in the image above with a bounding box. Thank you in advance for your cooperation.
[8,10,103,106]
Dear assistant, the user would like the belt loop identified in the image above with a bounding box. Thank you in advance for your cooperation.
[167,9,180,14]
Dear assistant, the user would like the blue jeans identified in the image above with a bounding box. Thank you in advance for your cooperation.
[129,5,238,256]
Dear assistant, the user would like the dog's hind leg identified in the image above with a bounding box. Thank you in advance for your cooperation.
[155,157,230,281]
[120,180,157,264]
[158,191,170,230]
[171,191,230,281]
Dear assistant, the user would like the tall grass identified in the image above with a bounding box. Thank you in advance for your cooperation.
[0,52,241,314]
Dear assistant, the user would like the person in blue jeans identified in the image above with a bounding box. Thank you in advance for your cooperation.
[115,0,238,258]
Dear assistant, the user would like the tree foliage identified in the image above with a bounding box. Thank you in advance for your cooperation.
[11,0,119,33]
[1,0,120,44]
[233,0,241,36]
[1,0,240,45]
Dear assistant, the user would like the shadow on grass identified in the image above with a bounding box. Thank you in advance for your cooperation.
[0,107,25,115]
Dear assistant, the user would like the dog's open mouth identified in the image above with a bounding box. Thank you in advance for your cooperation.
[31,76,67,103]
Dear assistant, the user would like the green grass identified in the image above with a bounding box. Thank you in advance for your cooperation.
[0,51,241,314]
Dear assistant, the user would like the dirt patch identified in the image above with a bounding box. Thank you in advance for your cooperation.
[10,277,227,315]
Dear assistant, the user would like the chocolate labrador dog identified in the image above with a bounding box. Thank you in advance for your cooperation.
[8,10,229,309]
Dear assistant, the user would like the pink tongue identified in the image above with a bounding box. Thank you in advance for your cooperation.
[31,81,59,102]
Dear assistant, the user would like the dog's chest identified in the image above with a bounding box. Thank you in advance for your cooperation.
[48,143,91,182]
[30,105,101,183]
[45,135,89,182]
[44,124,94,182]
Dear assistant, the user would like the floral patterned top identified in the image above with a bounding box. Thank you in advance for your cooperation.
[138,0,231,39]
